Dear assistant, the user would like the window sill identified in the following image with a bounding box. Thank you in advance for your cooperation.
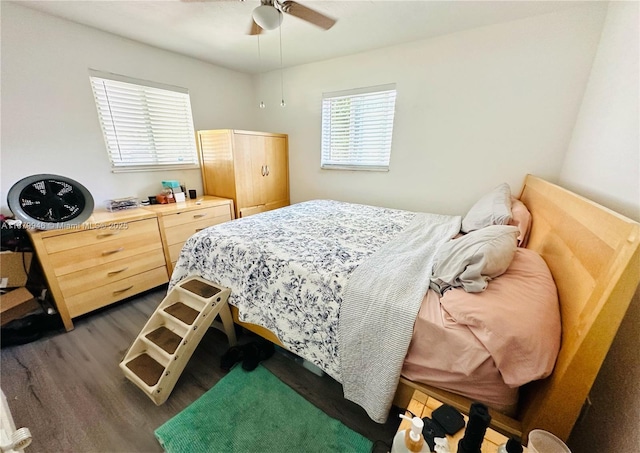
[320,165,389,172]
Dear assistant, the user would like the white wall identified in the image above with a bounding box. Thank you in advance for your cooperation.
[559,3,640,452]
[0,3,257,215]
[559,3,640,222]
[1,3,610,218]
[256,4,608,215]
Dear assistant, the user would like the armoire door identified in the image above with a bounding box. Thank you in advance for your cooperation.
[233,132,267,210]
[263,136,289,210]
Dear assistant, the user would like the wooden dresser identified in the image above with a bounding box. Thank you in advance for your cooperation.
[145,196,234,274]
[27,197,234,331]
[197,129,289,218]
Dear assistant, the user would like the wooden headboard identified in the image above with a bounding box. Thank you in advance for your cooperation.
[396,175,640,442]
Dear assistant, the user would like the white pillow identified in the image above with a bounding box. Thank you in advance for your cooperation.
[461,183,512,233]
[430,225,519,294]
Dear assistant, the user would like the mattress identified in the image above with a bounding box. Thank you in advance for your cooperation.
[170,199,419,379]
[402,245,561,415]
[402,290,518,414]
[170,200,559,416]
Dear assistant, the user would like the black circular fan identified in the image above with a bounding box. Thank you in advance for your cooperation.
[7,174,94,230]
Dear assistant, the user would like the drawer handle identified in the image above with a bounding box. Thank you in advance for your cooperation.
[193,214,207,219]
[113,285,134,295]
[102,247,124,256]
[107,267,129,276]
[96,231,120,239]
[195,228,204,232]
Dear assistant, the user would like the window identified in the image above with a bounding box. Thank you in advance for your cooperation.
[321,84,397,171]
[89,70,199,172]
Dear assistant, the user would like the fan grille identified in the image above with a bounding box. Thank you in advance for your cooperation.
[19,179,87,223]
[7,174,94,230]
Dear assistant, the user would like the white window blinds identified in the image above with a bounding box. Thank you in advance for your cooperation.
[89,70,199,172]
[321,84,397,171]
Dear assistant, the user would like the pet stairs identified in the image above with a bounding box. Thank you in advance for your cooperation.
[120,277,237,405]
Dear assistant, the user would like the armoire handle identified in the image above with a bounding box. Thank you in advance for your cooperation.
[265,165,270,176]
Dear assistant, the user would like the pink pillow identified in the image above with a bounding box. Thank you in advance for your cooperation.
[439,247,560,387]
[509,197,532,247]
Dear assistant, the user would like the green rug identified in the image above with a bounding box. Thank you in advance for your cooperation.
[155,365,373,453]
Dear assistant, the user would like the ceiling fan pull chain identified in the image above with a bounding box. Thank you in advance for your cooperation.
[257,34,266,109]
[279,23,285,107]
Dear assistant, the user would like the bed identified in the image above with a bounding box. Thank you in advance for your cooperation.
[169,175,640,443]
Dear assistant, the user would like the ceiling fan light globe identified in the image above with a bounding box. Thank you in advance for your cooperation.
[252,5,282,30]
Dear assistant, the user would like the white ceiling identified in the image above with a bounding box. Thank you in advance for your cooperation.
[15,0,596,74]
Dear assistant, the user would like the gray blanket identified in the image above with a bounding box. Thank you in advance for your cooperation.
[338,213,461,423]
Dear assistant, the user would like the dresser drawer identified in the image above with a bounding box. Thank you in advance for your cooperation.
[42,218,159,254]
[168,242,186,264]
[164,214,230,246]
[57,250,166,298]
[161,204,231,229]
[239,200,289,218]
[65,266,168,318]
[48,221,163,276]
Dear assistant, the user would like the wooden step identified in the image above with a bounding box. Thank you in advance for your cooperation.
[180,279,222,298]
[145,326,182,355]
[120,277,236,405]
[164,302,199,325]
[124,353,165,387]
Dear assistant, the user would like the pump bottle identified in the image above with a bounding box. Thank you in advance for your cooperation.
[391,414,430,453]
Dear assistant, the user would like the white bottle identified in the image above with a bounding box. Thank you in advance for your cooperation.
[391,414,430,453]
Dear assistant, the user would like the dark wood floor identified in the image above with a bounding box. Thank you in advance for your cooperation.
[1,286,400,453]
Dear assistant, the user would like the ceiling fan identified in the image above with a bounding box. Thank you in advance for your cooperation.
[248,0,337,35]
[183,0,336,35]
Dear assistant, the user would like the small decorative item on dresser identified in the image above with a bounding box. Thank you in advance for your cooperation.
[162,188,175,203]
[106,197,139,212]
[162,180,180,188]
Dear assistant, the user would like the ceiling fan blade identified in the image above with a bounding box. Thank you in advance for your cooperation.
[280,1,336,30]
[248,19,264,35]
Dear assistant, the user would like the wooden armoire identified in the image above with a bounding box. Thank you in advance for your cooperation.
[197,129,289,218]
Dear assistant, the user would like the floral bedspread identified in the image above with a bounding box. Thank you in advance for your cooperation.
[169,200,417,379]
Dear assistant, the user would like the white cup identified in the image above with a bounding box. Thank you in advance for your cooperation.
[527,429,571,453]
